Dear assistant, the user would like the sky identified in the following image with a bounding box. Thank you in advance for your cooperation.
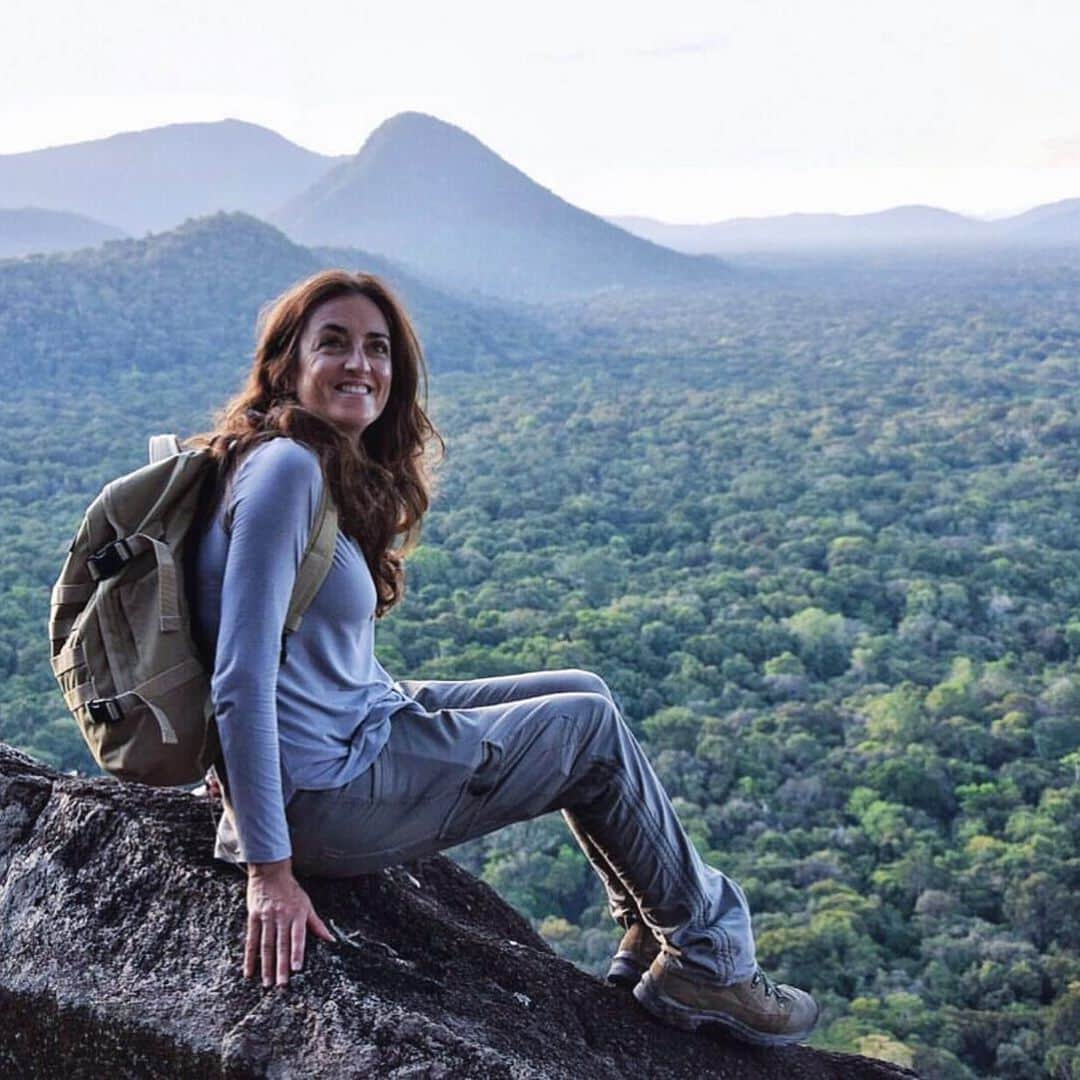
[5,0,1080,222]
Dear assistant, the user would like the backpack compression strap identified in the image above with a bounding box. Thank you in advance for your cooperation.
[283,485,339,638]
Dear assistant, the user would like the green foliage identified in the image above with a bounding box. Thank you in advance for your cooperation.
[785,607,853,679]
[4,232,1080,1076]
[642,706,701,753]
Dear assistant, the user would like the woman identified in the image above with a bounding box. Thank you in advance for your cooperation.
[190,269,818,1047]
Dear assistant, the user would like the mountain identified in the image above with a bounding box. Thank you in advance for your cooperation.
[0,207,126,258]
[8,114,1080,264]
[273,111,728,301]
[610,205,989,254]
[0,119,343,234]
[0,211,547,388]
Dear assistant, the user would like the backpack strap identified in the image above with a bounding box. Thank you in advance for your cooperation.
[283,484,339,639]
[149,434,182,463]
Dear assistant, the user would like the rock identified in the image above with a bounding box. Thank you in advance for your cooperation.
[0,743,918,1079]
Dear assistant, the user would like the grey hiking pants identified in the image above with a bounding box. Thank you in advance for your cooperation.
[286,668,757,982]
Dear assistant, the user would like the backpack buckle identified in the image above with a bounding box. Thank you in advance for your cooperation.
[88,538,134,581]
[87,698,124,725]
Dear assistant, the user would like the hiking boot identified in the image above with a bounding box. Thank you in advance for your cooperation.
[633,954,820,1046]
[606,922,661,986]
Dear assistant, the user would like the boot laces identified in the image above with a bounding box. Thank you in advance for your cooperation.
[750,968,789,1004]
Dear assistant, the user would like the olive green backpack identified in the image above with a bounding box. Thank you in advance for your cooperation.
[49,434,338,786]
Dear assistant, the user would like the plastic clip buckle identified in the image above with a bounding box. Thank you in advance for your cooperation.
[87,538,134,581]
[87,698,123,725]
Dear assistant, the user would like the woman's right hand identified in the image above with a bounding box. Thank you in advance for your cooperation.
[203,768,222,799]
[245,858,334,987]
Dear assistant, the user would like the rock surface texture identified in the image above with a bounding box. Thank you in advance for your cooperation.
[0,744,918,1079]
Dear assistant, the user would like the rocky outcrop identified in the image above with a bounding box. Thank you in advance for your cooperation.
[0,744,917,1078]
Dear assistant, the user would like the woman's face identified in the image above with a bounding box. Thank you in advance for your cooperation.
[294,293,393,440]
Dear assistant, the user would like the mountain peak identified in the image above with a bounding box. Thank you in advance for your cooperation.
[275,114,726,300]
[368,110,476,140]
[356,109,499,167]
[179,208,300,244]
[372,109,460,133]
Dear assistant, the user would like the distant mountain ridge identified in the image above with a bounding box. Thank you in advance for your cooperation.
[4,112,1080,274]
[609,199,1080,253]
[0,119,344,234]
[272,111,729,301]
[1,113,725,300]
[0,207,125,258]
[994,197,1080,244]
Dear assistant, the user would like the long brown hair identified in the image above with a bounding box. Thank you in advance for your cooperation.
[189,269,443,615]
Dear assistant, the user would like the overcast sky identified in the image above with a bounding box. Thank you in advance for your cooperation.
[5,0,1079,221]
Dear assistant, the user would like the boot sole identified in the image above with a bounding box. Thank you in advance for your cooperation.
[633,970,819,1047]
[606,953,650,987]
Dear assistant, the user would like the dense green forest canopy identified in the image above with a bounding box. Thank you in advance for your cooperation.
[2,232,1079,1078]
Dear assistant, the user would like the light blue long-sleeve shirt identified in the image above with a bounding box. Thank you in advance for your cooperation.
[192,437,413,863]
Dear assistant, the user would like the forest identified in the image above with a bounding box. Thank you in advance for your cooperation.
[1,222,1078,1078]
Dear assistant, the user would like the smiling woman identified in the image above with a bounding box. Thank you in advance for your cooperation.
[183,267,818,1049]
[184,267,440,981]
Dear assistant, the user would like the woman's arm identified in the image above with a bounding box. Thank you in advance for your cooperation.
[212,438,334,984]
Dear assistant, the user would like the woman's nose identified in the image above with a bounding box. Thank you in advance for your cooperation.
[343,347,372,370]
